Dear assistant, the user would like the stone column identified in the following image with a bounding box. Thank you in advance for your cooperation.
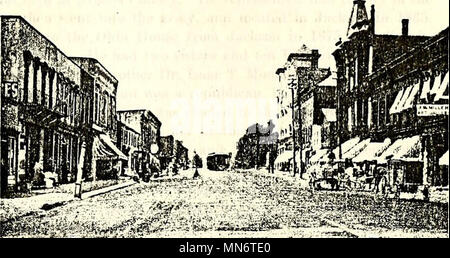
[91,137,97,181]
[41,64,48,107]
[37,128,45,173]
[34,60,42,104]
[423,137,429,186]
[28,60,35,103]
[367,97,372,129]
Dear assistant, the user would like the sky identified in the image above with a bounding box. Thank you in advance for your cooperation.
[2,0,449,158]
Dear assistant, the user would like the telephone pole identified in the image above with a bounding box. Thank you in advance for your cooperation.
[288,75,298,177]
[255,123,260,169]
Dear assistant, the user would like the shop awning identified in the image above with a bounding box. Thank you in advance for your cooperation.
[391,135,422,162]
[397,85,414,112]
[376,138,404,164]
[353,138,392,163]
[338,138,371,161]
[93,134,128,161]
[439,150,449,166]
[333,137,360,159]
[322,108,336,122]
[275,151,294,165]
[309,149,330,164]
[402,81,421,110]
[433,72,449,102]
[390,88,405,115]
[421,75,436,100]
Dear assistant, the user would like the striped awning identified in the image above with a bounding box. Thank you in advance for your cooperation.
[440,150,449,166]
[353,139,392,163]
[309,149,330,164]
[275,151,294,165]
[338,138,371,161]
[93,134,127,161]
[333,137,360,159]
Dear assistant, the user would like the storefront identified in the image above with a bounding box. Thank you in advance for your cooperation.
[91,133,127,180]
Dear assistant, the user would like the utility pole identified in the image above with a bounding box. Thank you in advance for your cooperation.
[288,75,298,177]
[0,20,3,198]
[255,123,259,169]
[298,87,303,179]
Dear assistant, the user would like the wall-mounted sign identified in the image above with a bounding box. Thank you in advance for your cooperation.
[417,104,449,116]
[2,81,19,100]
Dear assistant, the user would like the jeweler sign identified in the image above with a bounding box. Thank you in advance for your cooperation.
[417,104,449,116]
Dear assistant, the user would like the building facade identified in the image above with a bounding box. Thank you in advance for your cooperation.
[1,16,94,195]
[234,121,277,170]
[117,119,141,177]
[70,57,126,180]
[332,1,448,192]
[298,71,337,168]
[117,110,162,174]
[275,45,322,173]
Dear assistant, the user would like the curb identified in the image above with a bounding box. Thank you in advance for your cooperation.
[80,181,137,199]
[1,181,137,224]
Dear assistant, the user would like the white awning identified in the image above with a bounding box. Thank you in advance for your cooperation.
[94,134,128,161]
[275,151,294,164]
[322,108,336,122]
[376,138,405,164]
[434,72,449,102]
[309,149,330,164]
[420,75,435,100]
[392,135,421,162]
[353,139,392,163]
[339,138,371,161]
[402,81,421,110]
[397,85,414,112]
[390,88,405,115]
[439,150,449,166]
[333,137,360,158]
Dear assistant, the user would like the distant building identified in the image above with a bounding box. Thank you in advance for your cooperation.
[158,135,175,171]
[235,121,277,170]
[158,136,189,172]
[274,45,325,174]
[70,57,126,180]
[116,119,141,177]
[117,110,162,173]
[298,70,337,167]
[174,140,189,170]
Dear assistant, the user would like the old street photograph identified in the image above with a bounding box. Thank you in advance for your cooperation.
[0,0,448,238]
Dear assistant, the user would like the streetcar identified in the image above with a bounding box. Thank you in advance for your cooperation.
[206,153,232,171]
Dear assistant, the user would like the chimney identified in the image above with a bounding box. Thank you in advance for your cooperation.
[370,5,375,34]
[402,19,409,36]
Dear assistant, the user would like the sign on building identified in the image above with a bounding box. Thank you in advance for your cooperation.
[2,81,19,100]
[417,104,449,116]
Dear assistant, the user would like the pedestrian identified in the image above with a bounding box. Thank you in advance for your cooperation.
[192,151,202,179]
[309,169,317,196]
[267,150,276,174]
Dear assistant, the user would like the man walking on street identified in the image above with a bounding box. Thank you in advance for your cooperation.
[192,151,201,179]
[268,149,276,174]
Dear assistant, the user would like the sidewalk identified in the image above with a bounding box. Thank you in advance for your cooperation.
[0,180,137,223]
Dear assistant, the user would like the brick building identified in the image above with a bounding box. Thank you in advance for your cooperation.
[1,16,95,195]
[116,119,141,176]
[70,57,126,180]
[332,1,448,192]
[117,110,161,174]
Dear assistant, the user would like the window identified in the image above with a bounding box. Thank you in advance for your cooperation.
[385,93,391,124]
[379,96,385,127]
[348,106,353,132]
